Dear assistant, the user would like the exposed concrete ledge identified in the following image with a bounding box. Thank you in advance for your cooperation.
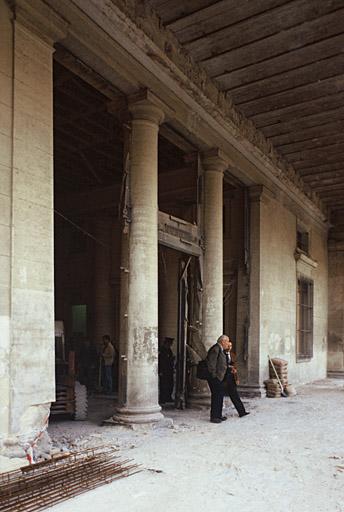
[238,384,266,399]
[327,370,344,379]
[9,0,69,44]
[294,250,318,269]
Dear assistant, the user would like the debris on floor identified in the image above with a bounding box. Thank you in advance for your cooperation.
[0,446,140,512]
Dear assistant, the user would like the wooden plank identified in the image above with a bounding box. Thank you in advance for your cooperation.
[201,9,344,77]
[167,0,286,44]
[311,181,344,192]
[270,119,344,146]
[240,74,344,116]
[150,0,217,24]
[216,33,344,89]
[186,0,343,62]
[318,187,344,197]
[329,202,344,208]
[286,143,344,163]
[293,150,344,170]
[303,168,344,181]
[307,180,344,192]
[300,162,344,176]
[230,54,344,106]
[262,106,344,137]
[252,91,344,128]
[277,133,344,155]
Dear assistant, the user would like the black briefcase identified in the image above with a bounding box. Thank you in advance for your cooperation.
[196,359,210,380]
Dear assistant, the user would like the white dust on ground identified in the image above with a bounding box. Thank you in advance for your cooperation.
[45,379,344,512]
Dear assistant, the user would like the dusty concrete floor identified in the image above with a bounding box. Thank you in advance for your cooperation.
[47,379,344,512]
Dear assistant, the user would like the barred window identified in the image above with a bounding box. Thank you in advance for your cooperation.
[296,227,309,254]
[296,277,314,361]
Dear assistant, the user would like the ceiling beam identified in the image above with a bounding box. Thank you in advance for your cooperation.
[238,72,344,117]
[299,163,344,177]
[217,33,344,92]
[286,143,344,162]
[272,120,344,147]
[200,8,344,77]
[54,45,123,101]
[262,106,344,138]
[278,134,344,156]
[252,91,344,128]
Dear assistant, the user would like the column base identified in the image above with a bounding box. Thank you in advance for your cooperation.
[187,390,211,409]
[237,383,266,398]
[111,404,164,425]
[187,375,211,409]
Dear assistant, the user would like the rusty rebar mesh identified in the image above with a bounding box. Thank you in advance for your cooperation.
[0,446,140,512]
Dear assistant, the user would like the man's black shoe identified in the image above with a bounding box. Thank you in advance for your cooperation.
[220,416,227,421]
[210,418,222,423]
[239,412,250,417]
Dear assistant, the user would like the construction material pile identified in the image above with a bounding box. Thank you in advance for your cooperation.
[0,446,140,512]
[265,358,288,398]
[270,358,288,385]
[264,378,282,398]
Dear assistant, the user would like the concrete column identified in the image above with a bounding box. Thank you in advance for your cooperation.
[187,150,226,408]
[238,186,266,398]
[202,150,227,349]
[0,0,67,457]
[114,94,164,424]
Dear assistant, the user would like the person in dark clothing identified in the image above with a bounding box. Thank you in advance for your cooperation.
[223,340,249,418]
[159,337,175,404]
[206,335,249,423]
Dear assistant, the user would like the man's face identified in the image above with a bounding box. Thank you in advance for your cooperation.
[221,338,231,351]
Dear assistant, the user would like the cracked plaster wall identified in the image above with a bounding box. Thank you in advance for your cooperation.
[328,245,344,373]
[259,195,328,385]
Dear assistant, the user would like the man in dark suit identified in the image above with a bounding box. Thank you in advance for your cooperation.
[206,335,249,423]
[223,340,249,418]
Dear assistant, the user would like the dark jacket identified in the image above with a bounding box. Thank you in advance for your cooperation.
[206,343,227,381]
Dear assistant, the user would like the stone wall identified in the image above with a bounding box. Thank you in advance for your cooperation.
[259,192,328,385]
[328,211,344,375]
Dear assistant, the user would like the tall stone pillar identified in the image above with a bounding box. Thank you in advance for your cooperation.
[202,149,227,349]
[0,0,67,457]
[188,150,227,408]
[114,93,164,424]
[238,185,267,397]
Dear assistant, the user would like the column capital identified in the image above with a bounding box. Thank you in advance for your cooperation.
[129,89,165,125]
[202,148,228,173]
[11,0,69,45]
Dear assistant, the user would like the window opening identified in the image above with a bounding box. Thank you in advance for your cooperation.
[296,277,313,361]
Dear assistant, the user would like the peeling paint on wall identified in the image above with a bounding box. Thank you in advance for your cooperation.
[133,326,158,363]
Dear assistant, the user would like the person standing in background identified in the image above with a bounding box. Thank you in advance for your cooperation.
[102,334,115,394]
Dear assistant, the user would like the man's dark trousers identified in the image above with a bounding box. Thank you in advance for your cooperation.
[225,370,245,416]
[208,377,225,419]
